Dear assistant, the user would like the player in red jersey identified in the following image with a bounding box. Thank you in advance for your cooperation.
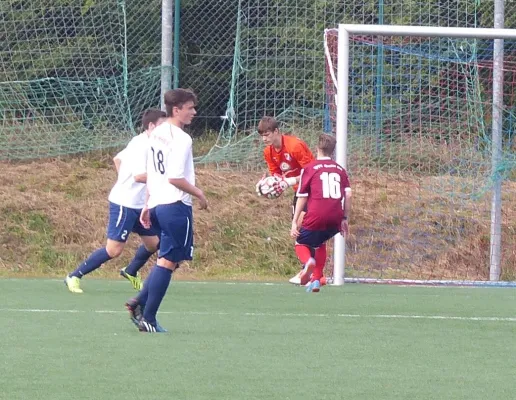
[290,133,351,292]
[257,116,315,284]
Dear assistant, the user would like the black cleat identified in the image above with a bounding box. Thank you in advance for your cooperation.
[138,318,157,333]
[125,298,142,328]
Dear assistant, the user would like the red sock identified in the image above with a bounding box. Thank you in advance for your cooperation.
[295,245,312,264]
[312,244,327,281]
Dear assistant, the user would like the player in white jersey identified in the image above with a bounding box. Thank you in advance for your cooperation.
[64,109,166,294]
[125,88,208,333]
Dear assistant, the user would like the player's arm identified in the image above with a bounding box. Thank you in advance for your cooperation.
[296,209,305,228]
[140,188,152,228]
[169,178,205,203]
[288,141,315,184]
[134,173,147,183]
[277,141,314,189]
[114,158,122,173]
[343,188,352,219]
[133,174,147,183]
[340,187,352,236]
[113,149,125,173]
[256,148,283,195]
[167,139,208,209]
[290,169,310,238]
[341,172,352,235]
[263,147,282,176]
[127,139,147,183]
[292,197,307,231]
[294,140,315,168]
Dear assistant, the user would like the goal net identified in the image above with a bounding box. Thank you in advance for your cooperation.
[324,27,516,284]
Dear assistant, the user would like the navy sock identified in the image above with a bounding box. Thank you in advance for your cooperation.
[136,265,159,308]
[142,265,172,325]
[70,248,112,278]
[124,245,155,276]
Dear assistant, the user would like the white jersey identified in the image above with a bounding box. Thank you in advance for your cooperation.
[146,121,195,208]
[108,133,149,209]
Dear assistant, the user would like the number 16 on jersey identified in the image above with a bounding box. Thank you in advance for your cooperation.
[320,171,341,199]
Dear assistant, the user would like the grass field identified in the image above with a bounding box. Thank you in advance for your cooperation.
[1,278,515,400]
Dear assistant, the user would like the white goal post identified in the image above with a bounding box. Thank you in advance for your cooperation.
[332,24,516,286]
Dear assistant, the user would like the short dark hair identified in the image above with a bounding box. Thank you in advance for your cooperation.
[318,133,337,156]
[164,88,198,117]
[257,116,279,135]
[142,108,166,130]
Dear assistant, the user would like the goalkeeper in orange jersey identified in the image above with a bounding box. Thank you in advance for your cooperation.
[257,116,315,284]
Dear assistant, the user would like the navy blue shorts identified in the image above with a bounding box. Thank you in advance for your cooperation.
[107,202,159,242]
[151,202,194,263]
[296,227,339,249]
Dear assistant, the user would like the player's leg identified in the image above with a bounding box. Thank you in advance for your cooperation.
[138,202,194,332]
[120,220,160,290]
[306,243,327,292]
[296,227,326,286]
[120,211,160,290]
[65,241,124,294]
[289,195,308,285]
[65,202,130,293]
[305,244,325,293]
[295,227,319,286]
[125,207,160,322]
[125,264,157,326]
[296,228,336,289]
[305,229,339,292]
[126,267,169,332]
[312,243,327,282]
[294,239,316,286]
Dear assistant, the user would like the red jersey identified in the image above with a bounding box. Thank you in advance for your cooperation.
[296,158,350,231]
[263,135,314,191]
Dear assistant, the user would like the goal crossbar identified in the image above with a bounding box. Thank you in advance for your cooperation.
[339,24,516,39]
[333,24,516,286]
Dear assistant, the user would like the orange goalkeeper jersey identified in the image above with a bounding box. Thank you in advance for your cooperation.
[263,135,315,191]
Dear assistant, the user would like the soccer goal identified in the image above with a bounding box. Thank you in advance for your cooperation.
[326,25,516,286]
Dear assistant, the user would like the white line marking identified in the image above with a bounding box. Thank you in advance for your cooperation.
[3,308,82,313]
[2,308,515,322]
[4,278,513,288]
[7,279,288,286]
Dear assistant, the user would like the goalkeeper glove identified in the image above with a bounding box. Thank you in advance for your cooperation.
[273,175,297,195]
[255,173,266,197]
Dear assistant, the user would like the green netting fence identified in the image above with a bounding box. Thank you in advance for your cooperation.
[1,0,515,281]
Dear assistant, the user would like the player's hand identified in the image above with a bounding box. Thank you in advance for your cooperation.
[340,219,349,236]
[290,220,300,238]
[272,175,290,196]
[197,192,209,210]
[255,173,266,196]
[140,206,151,229]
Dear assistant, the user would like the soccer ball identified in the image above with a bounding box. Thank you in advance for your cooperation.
[256,176,282,199]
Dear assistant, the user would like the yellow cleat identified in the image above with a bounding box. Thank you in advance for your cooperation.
[120,268,143,291]
[64,275,83,294]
